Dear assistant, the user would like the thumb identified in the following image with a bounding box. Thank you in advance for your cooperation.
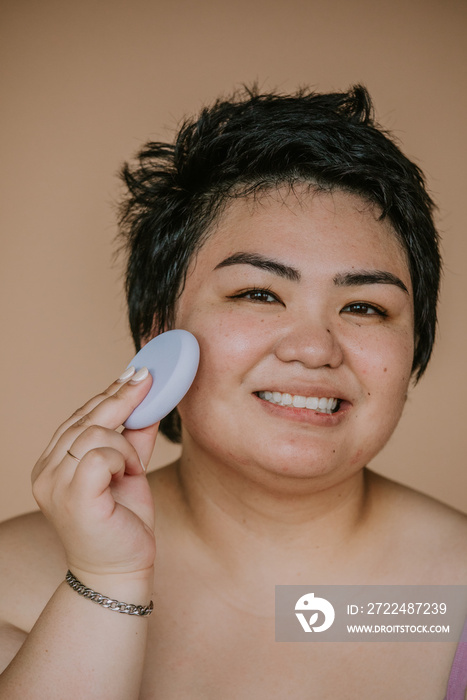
[122,422,160,470]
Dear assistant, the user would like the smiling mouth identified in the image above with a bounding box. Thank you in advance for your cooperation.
[256,391,341,415]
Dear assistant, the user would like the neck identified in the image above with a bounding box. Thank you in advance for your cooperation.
[174,437,372,579]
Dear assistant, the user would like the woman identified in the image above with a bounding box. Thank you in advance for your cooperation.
[0,86,466,698]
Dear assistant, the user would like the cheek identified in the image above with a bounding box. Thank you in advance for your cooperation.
[353,326,413,374]
[175,315,260,432]
[384,333,414,389]
[350,330,414,413]
[178,307,274,383]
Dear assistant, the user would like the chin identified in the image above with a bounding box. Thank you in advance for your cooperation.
[257,451,350,480]
[229,439,363,490]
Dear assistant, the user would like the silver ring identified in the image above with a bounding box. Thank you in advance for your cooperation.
[66,449,81,463]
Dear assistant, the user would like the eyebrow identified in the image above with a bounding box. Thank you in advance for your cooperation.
[214,252,301,282]
[214,252,409,294]
[333,270,409,294]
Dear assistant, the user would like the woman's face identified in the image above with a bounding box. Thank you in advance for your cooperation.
[174,188,414,485]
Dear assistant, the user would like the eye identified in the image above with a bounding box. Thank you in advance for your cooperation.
[229,287,282,304]
[341,302,387,317]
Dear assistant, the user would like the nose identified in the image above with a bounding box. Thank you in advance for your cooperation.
[274,318,344,369]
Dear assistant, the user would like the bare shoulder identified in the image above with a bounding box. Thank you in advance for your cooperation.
[0,510,66,631]
[367,469,467,582]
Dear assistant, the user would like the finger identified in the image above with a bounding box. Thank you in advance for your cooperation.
[68,425,145,477]
[33,368,152,484]
[40,366,140,461]
[74,368,153,433]
[69,446,129,506]
[41,369,152,473]
[33,425,145,503]
[122,421,160,470]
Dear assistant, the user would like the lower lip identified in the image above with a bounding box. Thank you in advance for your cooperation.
[253,394,350,425]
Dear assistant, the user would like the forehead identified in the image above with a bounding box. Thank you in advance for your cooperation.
[195,186,410,281]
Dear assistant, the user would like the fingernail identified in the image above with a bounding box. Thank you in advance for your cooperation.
[130,367,149,384]
[117,366,136,383]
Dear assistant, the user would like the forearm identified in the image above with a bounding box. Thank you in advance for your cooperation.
[0,572,153,699]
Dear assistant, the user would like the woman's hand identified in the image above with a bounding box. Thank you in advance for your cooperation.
[31,366,159,586]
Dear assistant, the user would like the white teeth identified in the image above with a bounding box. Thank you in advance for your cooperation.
[292,395,306,408]
[306,396,319,410]
[258,391,339,414]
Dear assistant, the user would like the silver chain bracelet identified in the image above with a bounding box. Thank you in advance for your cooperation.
[65,570,154,617]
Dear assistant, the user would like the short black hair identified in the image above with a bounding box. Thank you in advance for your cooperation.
[118,85,441,442]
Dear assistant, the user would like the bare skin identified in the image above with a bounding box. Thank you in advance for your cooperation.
[0,189,466,699]
[1,468,466,699]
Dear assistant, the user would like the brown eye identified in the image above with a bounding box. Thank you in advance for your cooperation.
[230,288,282,304]
[342,303,386,316]
[244,290,277,303]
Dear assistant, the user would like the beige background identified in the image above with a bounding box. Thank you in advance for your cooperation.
[1,0,466,521]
